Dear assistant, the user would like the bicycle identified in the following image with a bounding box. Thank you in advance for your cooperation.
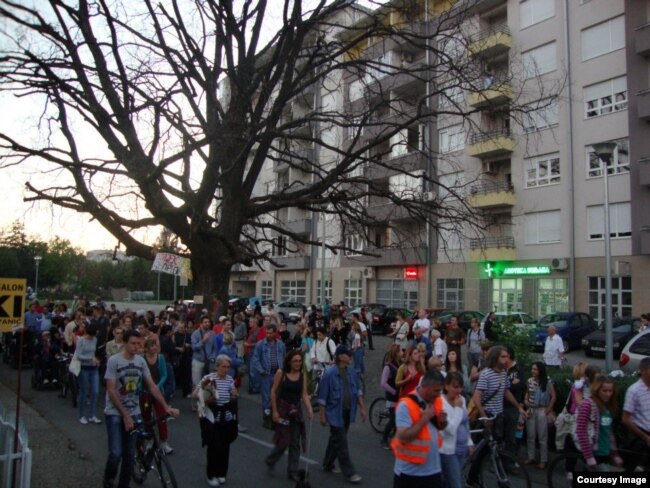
[461,416,531,488]
[368,397,392,434]
[132,415,178,488]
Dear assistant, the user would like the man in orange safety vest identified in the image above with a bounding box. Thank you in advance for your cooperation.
[391,370,447,488]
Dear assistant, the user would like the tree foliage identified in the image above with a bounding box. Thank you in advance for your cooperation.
[0,0,556,302]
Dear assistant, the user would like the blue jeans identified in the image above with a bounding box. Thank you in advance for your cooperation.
[104,414,139,488]
[260,373,275,412]
[440,452,467,488]
[78,366,99,419]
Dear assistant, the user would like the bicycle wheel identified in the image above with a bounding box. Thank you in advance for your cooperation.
[132,446,148,485]
[155,452,178,488]
[369,397,389,434]
[547,451,586,488]
[463,449,531,488]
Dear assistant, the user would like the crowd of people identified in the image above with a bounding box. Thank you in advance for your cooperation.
[10,298,650,487]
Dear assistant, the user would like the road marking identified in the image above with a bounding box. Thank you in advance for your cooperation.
[239,433,320,465]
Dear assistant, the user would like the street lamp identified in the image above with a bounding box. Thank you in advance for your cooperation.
[592,142,617,372]
[34,255,42,299]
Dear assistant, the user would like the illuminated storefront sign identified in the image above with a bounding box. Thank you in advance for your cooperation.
[482,262,552,278]
[404,267,418,280]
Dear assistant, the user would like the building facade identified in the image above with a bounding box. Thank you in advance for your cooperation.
[229,0,650,321]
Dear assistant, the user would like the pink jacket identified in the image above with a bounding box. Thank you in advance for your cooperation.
[574,398,618,463]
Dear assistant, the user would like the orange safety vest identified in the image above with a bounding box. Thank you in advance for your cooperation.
[391,395,443,464]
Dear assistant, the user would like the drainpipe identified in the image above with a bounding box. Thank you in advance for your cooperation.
[563,0,576,310]
[424,0,434,305]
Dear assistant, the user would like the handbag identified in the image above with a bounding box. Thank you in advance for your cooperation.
[467,386,500,422]
[68,356,81,376]
[554,387,576,450]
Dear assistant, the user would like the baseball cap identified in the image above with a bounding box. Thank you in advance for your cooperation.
[335,345,352,357]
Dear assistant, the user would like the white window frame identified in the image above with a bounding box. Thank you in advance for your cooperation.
[316,280,332,305]
[588,276,632,322]
[261,280,273,301]
[439,124,465,153]
[344,279,363,307]
[280,280,307,304]
[525,210,561,244]
[520,0,555,29]
[584,76,627,119]
[537,278,569,317]
[522,42,556,79]
[344,234,365,256]
[525,153,561,188]
[436,278,465,310]
[586,139,629,178]
[581,16,625,61]
[523,98,559,132]
[587,202,631,240]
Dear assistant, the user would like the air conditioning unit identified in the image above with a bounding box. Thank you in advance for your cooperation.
[551,258,569,271]
[483,161,498,174]
[363,267,375,279]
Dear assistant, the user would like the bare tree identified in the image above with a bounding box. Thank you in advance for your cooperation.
[0,0,555,304]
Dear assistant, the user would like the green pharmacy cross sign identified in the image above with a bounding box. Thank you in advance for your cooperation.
[482,262,552,278]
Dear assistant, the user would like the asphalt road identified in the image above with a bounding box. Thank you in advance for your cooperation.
[0,332,602,488]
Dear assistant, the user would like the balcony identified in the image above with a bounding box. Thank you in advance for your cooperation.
[640,157,650,187]
[467,129,514,158]
[472,0,507,14]
[468,181,516,209]
[635,23,650,57]
[364,151,427,180]
[466,83,513,109]
[637,89,650,121]
[367,200,414,222]
[273,255,311,270]
[283,218,312,236]
[469,236,516,261]
[273,148,314,172]
[340,246,427,267]
[468,24,512,58]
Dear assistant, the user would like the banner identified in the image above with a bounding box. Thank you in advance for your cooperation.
[151,253,192,280]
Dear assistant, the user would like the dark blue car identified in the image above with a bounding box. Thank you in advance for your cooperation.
[531,312,597,352]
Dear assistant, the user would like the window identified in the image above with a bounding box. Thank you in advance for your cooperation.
[439,124,465,153]
[587,202,631,239]
[525,210,561,244]
[520,0,555,29]
[522,42,556,78]
[581,16,624,61]
[537,278,569,317]
[436,279,464,310]
[347,117,365,140]
[344,279,363,306]
[261,280,273,301]
[525,153,560,188]
[523,98,559,132]
[492,278,523,313]
[316,280,332,305]
[344,234,365,256]
[390,126,421,157]
[588,276,632,322]
[349,78,365,102]
[438,34,465,61]
[584,76,627,118]
[439,83,464,109]
[280,280,307,304]
[272,236,288,256]
[586,139,629,177]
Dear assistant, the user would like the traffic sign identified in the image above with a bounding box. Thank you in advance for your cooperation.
[0,278,27,332]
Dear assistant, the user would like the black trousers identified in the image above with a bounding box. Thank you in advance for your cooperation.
[393,472,442,488]
[206,439,230,479]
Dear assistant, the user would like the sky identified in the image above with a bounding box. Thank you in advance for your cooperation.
[1,0,384,252]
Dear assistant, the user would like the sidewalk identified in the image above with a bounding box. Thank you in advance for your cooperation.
[0,376,102,488]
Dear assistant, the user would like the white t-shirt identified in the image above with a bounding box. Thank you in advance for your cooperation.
[543,335,564,366]
[413,318,431,334]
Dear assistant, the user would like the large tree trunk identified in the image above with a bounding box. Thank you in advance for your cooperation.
[190,240,233,317]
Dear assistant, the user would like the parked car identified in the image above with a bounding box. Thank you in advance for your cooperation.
[349,303,387,316]
[582,317,642,358]
[619,329,650,374]
[482,311,537,330]
[370,307,412,335]
[435,310,486,332]
[531,312,597,351]
[275,301,304,321]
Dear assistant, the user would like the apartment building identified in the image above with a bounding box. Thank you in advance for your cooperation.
[229,0,650,321]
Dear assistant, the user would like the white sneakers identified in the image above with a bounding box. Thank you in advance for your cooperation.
[79,416,102,424]
[160,442,174,455]
[206,477,219,487]
[217,478,226,484]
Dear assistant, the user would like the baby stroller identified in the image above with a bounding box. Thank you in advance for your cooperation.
[58,352,79,407]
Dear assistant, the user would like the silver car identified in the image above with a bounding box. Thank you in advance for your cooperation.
[619,329,650,374]
[275,301,304,321]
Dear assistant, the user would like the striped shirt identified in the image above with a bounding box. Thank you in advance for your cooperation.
[623,379,650,431]
[475,368,509,415]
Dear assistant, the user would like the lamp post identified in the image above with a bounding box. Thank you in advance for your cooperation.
[592,142,617,372]
[34,255,42,299]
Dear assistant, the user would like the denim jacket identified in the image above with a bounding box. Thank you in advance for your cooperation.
[317,364,362,427]
[251,339,286,376]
